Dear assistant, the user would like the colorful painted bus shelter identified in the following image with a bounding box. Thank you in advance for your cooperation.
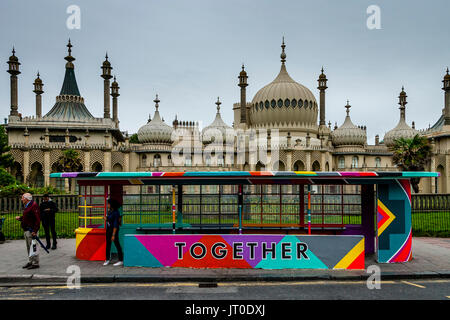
[50,171,439,270]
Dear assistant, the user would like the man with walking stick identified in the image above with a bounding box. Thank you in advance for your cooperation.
[15,193,41,269]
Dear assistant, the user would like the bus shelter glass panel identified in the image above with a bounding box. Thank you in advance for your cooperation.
[78,185,108,229]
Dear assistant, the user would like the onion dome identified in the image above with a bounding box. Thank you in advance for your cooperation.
[137,94,174,144]
[9,47,19,62]
[202,97,233,144]
[101,53,113,80]
[250,38,318,129]
[43,40,95,121]
[383,87,418,147]
[331,101,367,146]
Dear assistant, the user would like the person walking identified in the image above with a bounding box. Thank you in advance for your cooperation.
[39,194,58,250]
[103,198,123,266]
[15,193,41,269]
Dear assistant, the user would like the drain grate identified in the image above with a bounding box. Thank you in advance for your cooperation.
[198,282,218,288]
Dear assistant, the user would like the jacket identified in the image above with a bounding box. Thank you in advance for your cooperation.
[19,200,41,233]
[39,200,58,217]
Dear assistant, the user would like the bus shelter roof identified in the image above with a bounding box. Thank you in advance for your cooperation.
[50,171,439,186]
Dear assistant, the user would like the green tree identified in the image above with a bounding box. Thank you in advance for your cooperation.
[0,125,14,169]
[390,134,432,193]
[129,133,140,144]
[55,149,83,172]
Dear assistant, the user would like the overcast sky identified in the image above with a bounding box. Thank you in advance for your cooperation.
[1,0,449,143]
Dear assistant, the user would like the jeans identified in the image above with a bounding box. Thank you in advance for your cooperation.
[105,228,123,261]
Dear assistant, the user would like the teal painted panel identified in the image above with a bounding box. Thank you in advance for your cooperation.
[124,235,163,267]
[255,235,328,269]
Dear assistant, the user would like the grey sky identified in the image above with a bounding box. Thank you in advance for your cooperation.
[1,0,449,143]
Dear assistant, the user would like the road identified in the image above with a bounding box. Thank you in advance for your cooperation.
[0,279,449,300]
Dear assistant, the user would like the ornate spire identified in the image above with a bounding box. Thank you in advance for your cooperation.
[280,36,286,64]
[345,100,351,116]
[398,86,407,121]
[215,97,221,113]
[154,94,160,111]
[65,39,75,65]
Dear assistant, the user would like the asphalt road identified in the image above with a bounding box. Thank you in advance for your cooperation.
[0,279,449,300]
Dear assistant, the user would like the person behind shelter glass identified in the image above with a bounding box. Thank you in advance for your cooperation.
[39,193,58,250]
[103,198,123,266]
[15,193,40,269]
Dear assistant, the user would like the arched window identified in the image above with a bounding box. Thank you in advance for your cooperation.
[153,154,161,167]
[284,99,290,107]
[312,161,320,171]
[298,99,303,108]
[338,156,345,169]
[291,99,297,107]
[205,155,211,166]
[293,160,305,171]
[217,156,224,167]
[351,156,359,169]
[375,157,381,168]
[185,156,192,167]
[271,100,276,108]
[141,154,147,167]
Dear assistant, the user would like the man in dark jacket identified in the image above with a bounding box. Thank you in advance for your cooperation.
[39,194,58,250]
[15,193,40,269]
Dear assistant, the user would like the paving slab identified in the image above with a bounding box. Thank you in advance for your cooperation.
[0,237,449,284]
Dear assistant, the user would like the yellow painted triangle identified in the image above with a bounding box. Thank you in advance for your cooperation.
[377,200,396,237]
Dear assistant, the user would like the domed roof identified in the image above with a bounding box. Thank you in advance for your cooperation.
[249,39,318,129]
[383,88,418,147]
[43,41,95,122]
[331,102,367,146]
[137,95,174,144]
[202,98,233,144]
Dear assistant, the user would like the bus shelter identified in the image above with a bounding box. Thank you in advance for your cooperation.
[50,171,439,270]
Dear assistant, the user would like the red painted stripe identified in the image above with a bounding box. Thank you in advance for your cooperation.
[163,172,185,177]
[347,250,365,270]
[377,205,389,229]
[249,171,274,176]
[391,232,412,263]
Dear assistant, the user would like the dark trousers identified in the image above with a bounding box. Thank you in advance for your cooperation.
[42,214,57,247]
[105,228,123,261]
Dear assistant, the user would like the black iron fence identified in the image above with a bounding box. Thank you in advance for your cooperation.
[0,193,449,240]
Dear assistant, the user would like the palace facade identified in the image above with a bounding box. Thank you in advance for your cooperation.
[4,40,450,193]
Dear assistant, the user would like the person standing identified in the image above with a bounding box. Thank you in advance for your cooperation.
[39,194,58,250]
[15,193,41,269]
[103,198,123,266]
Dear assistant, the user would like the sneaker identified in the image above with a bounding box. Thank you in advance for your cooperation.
[103,260,110,266]
[51,244,57,250]
[27,264,39,270]
[113,261,123,266]
[22,262,32,269]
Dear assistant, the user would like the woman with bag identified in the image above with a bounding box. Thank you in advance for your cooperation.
[103,198,123,266]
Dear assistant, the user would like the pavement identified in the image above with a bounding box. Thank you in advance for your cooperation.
[0,237,449,285]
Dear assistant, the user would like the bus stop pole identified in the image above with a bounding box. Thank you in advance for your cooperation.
[307,184,311,235]
[172,185,176,234]
[238,184,243,235]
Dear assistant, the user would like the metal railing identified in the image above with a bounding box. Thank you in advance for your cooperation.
[0,193,449,239]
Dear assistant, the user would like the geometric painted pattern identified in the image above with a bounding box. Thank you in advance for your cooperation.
[376,179,413,263]
[124,234,365,270]
[75,227,106,261]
